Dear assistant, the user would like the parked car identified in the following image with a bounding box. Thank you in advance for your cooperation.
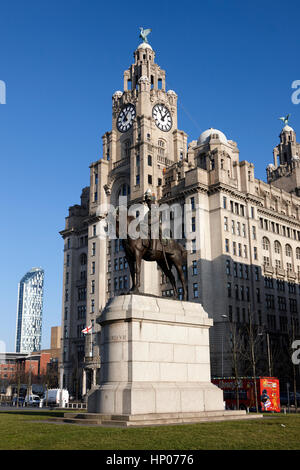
[280,392,300,406]
[24,394,41,407]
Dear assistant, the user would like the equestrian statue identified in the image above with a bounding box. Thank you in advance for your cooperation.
[115,190,187,300]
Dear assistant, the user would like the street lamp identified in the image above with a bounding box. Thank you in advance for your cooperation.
[258,331,272,377]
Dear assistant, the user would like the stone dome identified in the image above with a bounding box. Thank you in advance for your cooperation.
[167,90,177,96]
[197,128,228,146]
[281,124,294,133]
[137,42,153,50]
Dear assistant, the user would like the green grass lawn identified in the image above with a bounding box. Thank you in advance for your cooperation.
[0,410,299,450]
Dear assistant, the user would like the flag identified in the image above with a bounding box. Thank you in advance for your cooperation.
[81,325,92,335]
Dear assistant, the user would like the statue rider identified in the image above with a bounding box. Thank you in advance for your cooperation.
[144,189,160,253]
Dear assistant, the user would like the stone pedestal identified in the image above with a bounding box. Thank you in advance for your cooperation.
[87,294,225,416]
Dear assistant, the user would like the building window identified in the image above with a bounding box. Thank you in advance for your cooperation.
[91,280,95,294]
[285,244,292,257]
[78,287,86,301]
[287,262,293,273]
[191,217,196,232]
[190,197,195,210]
[274,241,281,254]
[91,261,95,274]
[253,247,258,260]
[262,237,269,250]
[233,242,236,256]
[224,217,228,231]
[227,282,232,298]
[80,253,87,265]
[266,294,275,310]
[235,285,239,300]
[223,196,227,209]
[193,283,199,298]
[252,226,256,240]
[238,243,242,257]
[225,239,229,253]
[148,155,152,166]
[226,260,231,275]
[148,174,152,185]
[192,260,197,275]
[233,262,238,277]
[275,259,282,269]
[92,242,96,256]
[278,296,287,311]
[232,220,235,235]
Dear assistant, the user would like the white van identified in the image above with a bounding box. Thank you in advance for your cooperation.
[42,389,69,408]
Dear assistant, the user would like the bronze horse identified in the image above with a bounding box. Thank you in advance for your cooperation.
[115,211,187,300]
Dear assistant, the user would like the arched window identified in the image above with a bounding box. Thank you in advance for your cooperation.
[285,244,292,257]
[80,253,87,266]
[274,241,281,254]
[296,247,300,260]
[262,237,270,250]
[158,139,166,156]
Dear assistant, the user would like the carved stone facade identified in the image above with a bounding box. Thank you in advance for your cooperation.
[60,41,300,396]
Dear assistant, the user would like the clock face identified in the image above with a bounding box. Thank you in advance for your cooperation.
[152,104,172,132]
[117,104,136,132]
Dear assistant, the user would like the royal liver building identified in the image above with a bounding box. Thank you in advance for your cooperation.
[60,36,300,397]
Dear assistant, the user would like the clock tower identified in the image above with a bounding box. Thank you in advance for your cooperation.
[100,38,187,204]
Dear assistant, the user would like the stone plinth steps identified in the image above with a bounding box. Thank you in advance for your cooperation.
[50,410,263,427]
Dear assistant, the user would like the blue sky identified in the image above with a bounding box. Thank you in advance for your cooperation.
[0,0,299,351]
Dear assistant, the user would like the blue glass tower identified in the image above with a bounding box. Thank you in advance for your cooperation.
[15,268,44,353]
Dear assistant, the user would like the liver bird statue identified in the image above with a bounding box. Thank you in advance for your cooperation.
[139,27,152,44]
[279,114,291,125]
